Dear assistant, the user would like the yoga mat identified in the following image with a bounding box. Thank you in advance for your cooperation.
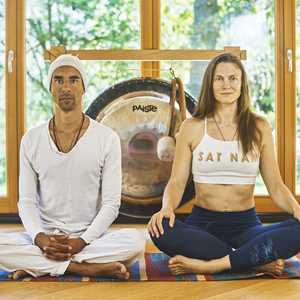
[1,252,300,282]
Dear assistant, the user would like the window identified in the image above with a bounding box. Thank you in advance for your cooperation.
[0,0,298,214]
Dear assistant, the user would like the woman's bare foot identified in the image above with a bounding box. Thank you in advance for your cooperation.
[67,261,130,280]
[254,259,285,277]
[168,255,230,275]
[9,270,31,280]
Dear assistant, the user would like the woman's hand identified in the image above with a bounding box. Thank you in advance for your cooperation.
[147,208,175,238]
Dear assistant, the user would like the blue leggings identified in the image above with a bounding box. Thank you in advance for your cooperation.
[151,205,300,271]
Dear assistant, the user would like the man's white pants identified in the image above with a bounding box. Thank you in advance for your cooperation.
[0,228,145,277]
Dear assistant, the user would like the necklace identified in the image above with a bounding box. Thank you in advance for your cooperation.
[213,116,238,141]
[52,113,85,152]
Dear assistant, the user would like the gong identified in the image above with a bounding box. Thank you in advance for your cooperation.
[86,78,196,218]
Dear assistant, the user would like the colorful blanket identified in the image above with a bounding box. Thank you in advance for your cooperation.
[1,252,300,282]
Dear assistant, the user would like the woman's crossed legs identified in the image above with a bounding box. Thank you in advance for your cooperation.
[151,217,300,276]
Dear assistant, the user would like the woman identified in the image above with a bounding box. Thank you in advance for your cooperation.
[147,53,300,276]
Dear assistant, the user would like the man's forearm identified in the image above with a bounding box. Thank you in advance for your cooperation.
[18,199,45,243]
[80,204,119,244]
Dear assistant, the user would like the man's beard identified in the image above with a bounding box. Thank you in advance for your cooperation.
[58,97,76,112]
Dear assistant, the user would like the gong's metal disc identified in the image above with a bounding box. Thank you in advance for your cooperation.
[86,78,196,218]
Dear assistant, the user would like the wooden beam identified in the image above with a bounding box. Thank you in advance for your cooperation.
[0,198,11,211]
[151,0,161,78]
[4,0,19,213]
[140,0,153,77]
[283,0,296,193]
[44,47,247,62]
[15,0,25,212]
[275,0,286,185]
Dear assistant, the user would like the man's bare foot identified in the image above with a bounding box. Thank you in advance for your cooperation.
[8,270,31,280]
[67,262,130,280]
[254,259,285,277]
[168,255,230,275]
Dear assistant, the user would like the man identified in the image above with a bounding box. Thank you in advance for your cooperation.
[0,54,144,280]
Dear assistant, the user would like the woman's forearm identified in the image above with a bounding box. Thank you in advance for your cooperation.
[272,184,299,215]
[162,180,186,211]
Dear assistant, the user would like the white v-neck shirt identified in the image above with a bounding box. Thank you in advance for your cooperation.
[18,117,121,244]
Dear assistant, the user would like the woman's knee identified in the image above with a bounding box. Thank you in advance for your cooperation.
[150,218,183,254]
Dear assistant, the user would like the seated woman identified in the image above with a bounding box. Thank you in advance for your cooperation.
[147,53,300,277]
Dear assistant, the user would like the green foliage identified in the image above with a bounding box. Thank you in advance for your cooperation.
[248,52,274,114]
[26,0,139,127]
[218,0,257,17]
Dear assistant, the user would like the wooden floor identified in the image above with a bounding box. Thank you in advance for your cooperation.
[1,224,300,300]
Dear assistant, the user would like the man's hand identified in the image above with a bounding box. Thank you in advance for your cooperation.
[34,232,72,261]
[66,238,87,255]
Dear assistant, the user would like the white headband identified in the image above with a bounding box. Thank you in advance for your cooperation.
[47,54,87,92]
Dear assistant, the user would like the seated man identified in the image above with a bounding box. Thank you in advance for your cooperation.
[0,54,144,280]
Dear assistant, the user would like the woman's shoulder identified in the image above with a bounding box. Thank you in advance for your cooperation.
[176,117,205,145]
[253,113,272,133]
[180,117,204,131]
[252,114,273,150]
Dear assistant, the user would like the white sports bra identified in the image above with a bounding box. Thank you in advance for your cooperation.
[192,117,260,185]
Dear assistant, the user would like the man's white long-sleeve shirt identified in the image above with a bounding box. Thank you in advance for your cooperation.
[18,117,122,244]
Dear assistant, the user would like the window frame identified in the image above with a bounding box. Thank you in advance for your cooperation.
[1,0,298,214]
[0,0,24,213]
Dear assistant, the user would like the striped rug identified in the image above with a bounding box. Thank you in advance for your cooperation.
[1,252,300,281]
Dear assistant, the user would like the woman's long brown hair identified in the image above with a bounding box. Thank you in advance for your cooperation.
[193,53,262,156]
